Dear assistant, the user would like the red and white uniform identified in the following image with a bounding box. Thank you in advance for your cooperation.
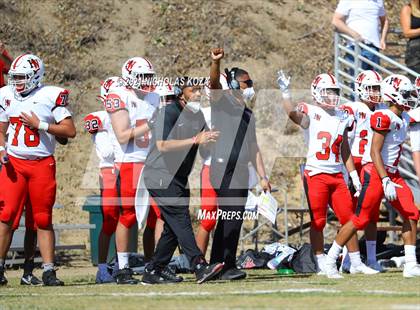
[299,102,355,231]
[300,103,354,176]
[0,85,71,159]
[409,107,420,152]
[351,109,419,229]
[84,111,120,235]
[105,85,158,229]
[342,102,386,171]
[105,85,157,163]
[0,85,71,229]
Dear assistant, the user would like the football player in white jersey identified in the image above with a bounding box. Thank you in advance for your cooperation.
[84,76,122,283]
[409,76,420,182]
[105,57,159,284]
[325,74,420,278]
[0,54,76,286]
[277,71,377,277]
[340,70,386,272]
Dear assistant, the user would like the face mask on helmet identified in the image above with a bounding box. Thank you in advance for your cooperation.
[318,88,340,108]
[363,84,382,104]
[8,73,30,94]
[401,89,418,109]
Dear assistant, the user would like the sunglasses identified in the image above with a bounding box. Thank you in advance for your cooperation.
[238,79,253,87]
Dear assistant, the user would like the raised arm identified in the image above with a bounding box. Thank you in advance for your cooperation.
[277,70,309,129]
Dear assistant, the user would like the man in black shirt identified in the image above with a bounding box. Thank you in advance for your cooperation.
[208,48,271,280]
[142,78,224,284]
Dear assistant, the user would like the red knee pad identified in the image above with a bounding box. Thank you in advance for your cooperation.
[200,215,217,232]
[351,214,370,230]
[119,208,137,228]
[311,218,326,232]
[33,212,52,229]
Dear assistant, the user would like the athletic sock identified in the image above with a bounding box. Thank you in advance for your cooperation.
[316,254,326,271]
[349,251,362,267]
[404,245,417,266]
[42,263,54,272]
[0,258,5,268]
[366,240,377,265]
[117,252,130,270]
[327,241,343,261]
[341,246,350,270]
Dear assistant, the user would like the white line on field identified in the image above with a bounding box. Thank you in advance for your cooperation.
[0,288,418,298]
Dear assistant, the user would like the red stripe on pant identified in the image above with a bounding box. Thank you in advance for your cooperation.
[0,155,56,229]
[352,163,419,230]
[303,170,354,231]
[200,165,218,232]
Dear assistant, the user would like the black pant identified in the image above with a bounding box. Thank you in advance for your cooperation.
[145,177,203,271]
[210,188,248,270]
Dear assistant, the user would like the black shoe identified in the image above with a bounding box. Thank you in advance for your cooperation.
[42,269,64,286]
[161,266,183,283]
[195,262,224,284]
[0,266,7,286]
[115,268,138,285]
[142,267,181,285]
[220,268,247,281]
[21,273,43,286]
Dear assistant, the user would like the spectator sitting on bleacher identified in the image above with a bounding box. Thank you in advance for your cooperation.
[400,0,420,75]
[332,0,389,70]
[0,41,12,88]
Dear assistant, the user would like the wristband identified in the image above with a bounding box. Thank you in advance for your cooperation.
[38,121,49,131]
[349,170,358,180]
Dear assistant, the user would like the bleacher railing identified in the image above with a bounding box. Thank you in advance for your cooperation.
[334,32,419,185]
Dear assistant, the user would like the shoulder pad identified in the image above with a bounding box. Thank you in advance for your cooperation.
[296,102,309,114]
[105,91,127,113]
[83,113,103,134]
[370,111,391,131]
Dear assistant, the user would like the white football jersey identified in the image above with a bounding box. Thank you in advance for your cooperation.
[408,107,420,152]
[342,101,387,161]
[298,103,354,176]
[84,111,121,168]
[369,109,411,168]
[105,85,157,163]
[0,85,71,159]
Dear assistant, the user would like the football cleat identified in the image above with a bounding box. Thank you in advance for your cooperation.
[115,268,138,285]
[21,273,43,286]
[349,263,379,275]
[195,262,224,284]
[0,266,7,286]
[324,258,343,279]
[403,264,420,278]
[42,269,64,286]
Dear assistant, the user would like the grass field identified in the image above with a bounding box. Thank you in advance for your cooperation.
[0,267,419,310]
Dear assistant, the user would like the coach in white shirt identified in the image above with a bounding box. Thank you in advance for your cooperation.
[332,0,389,70]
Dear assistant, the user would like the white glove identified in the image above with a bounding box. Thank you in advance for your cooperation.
[277,70,291,98]
[349,170,362,197]
[381,176,402,201]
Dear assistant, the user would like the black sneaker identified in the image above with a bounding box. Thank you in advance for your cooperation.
[0,266,7,286]
[142,267,181,285]
[195,262,224,284]
[161,266,183,283]
[21,273,43,286]
[42,269,64,286]
[220,268,247,280]
[115,268,138,285]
